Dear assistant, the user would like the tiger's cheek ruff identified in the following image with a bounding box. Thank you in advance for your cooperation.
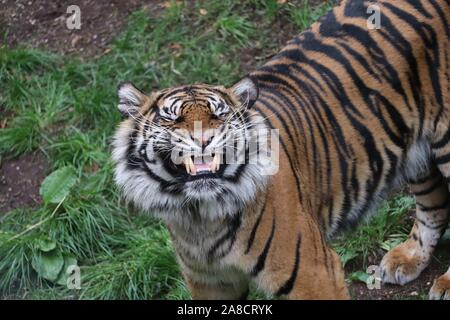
[112,121,184,212]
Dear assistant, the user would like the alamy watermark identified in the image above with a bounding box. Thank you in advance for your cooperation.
[154,121,281,176]
[66,265,81,290]
[66,5,81,30]
[366,265,382,290]
[367,4,381,30]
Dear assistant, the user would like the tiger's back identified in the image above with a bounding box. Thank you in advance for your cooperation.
[251,0,450,235]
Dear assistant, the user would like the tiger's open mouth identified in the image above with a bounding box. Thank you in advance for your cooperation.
[182,153,221,176]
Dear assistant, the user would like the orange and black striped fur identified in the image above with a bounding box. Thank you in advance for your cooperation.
[112,0,450,299]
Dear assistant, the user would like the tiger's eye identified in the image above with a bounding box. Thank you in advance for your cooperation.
[175,116,184,123]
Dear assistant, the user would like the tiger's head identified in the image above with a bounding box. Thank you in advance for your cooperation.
[112,78,277,221]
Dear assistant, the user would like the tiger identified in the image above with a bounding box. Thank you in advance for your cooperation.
[112,0,450,299]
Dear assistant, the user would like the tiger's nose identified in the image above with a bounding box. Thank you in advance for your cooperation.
[201,135,214,146]
[191,132,214,148]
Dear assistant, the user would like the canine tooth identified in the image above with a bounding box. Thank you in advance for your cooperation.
[189,157,197,175]
[183,158,191,174]
[211,154,220,173]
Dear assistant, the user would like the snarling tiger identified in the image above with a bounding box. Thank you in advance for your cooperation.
[112,0,450,299]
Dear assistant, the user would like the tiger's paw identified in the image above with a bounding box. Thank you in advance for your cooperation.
[429,273,450,300]
[380,241,430,286]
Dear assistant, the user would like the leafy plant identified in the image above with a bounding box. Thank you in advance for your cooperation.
[333,196,415,268]
[215,15,253,45]
[287,0,334,31]
[39,166,78,204]
[347,270,369,284]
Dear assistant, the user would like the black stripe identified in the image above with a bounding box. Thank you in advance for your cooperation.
[279,47,363,117]
[207,211,242,262]
[435,153,450,165]
[308,87,351,157]
[142,92,165,116]
[337,41,382,82]
[245,197,267,254]
[276,234,301,296]
[250,217,276,277]
[432,130,450,149]
[259,74,328,201]
[414,178,443,196]
[384,2,443,113]
[417,218,449,230]
[277,47,387,209]
[224,164,247,183]
[418,198,449,212]
[429,0,450,39]
[376,12,425,136]
[256,72,312,152]
[254,94,305,200]
[125,122,178,193]
[336,23,413,113]
[301,33,409,148]
[405,0,433,18]
[384,2,434,48]
[251,103,305,205]
[410,168,439,184]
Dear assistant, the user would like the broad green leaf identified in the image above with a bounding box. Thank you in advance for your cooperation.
[348,270,369,284]
[339,251,358,267]
[39,166,77,204]
[36,237,56,252]
[56,254,78,286]
[32,249,64,281]
[380,237,404,251]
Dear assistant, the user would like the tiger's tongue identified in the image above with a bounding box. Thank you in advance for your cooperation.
[194,163,211,172]
[183,154,220,175]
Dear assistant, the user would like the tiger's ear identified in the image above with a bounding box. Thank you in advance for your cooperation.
[117,82,149,118]
[230,77,258,108]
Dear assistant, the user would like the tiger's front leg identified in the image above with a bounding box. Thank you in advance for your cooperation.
[185,277,249,300]
[283,245,349,300]
[380,167,450,290]
[243,215,349,300]
[182,268,249,300]
[252,242,349,300]
[429,268,450,300]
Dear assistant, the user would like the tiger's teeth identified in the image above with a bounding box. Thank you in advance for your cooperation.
[210,154,221,173]
[183,157,191,175]
[183,157,196,175]
[190,158,197,175]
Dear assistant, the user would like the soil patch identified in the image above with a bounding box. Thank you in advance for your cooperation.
[0,152,49,214]
[347,244,450,300]
[0,0,165,57]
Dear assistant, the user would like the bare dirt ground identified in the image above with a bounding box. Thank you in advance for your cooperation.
[347,245,450,300]
[0,152,48,214]
[0,0,164,57]
[0,0,333,60]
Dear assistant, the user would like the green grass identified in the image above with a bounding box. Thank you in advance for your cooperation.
[1,0,447,300]
[333,196,415,269]
[288,0,333,30]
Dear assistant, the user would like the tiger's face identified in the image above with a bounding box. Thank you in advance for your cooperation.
[112,78,276,221]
